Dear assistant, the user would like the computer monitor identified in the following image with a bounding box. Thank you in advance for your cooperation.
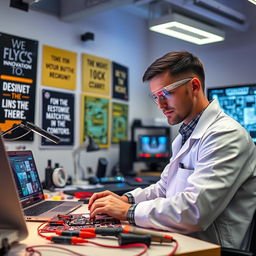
[136,135,170,171]
[207,84,256,143]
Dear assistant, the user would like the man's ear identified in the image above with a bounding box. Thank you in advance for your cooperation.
[191,78,201,94]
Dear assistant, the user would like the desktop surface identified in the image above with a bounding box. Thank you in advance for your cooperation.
[8,202,220,256]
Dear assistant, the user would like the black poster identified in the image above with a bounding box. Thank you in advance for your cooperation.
[41,89,74,146]
[112,62,129,101]
[0,32,38,140]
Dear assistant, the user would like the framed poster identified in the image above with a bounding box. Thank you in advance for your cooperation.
[111,102,128,144]
[82,54,111,96]
[42,45,77,90]
[81,93,110,148]
[41,89,75,147]
[112,62,129,101]
[0,32,38,140]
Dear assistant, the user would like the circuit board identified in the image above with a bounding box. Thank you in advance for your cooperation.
[42,213,121,232]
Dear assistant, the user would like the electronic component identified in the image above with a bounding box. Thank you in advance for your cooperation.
[43,214,121,232]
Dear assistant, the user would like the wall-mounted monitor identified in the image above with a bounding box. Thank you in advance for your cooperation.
[207,84,256,143]
[136,135,170,162]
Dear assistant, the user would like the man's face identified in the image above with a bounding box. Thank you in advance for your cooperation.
[149,71,194,125]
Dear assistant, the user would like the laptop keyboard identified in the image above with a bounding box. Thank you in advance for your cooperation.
[24,201,64,216]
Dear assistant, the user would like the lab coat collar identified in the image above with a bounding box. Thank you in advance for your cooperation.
[190,99,222,140]
[171,99,222,160]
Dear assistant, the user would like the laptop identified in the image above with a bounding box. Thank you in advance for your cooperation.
[0,136,28,254]
[7,150,83,221]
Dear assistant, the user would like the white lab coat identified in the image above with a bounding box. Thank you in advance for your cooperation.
[129,100,256,249]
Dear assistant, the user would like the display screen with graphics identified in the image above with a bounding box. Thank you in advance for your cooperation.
[0,32,38,140]
[111,102,128,144]
[81,94,110,148]
[136,135,170,161]
[207,84,256,143]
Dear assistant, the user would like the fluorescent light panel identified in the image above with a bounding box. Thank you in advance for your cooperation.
[248,0,256,5]
[149,13,225,45]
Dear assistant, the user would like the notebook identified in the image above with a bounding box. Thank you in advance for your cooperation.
[7,150,83,221]
[0,136,28,254]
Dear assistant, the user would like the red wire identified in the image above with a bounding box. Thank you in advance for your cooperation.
[87,240,148,256]
[34,220,178,256]
[25,245,86,256]
[167,239,179,256]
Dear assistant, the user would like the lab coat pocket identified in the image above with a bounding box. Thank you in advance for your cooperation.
[174,167,194,193]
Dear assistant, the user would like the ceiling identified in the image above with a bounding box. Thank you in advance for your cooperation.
[15,0,252,32]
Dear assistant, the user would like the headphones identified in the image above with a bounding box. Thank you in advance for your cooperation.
[52,167,67,188]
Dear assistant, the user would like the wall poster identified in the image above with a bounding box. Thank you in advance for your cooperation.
[111,102,128,144]
[81,93,110,148]
[0,32,38,140]
[112,62,129,101]
[82,54,111,96]
[42,45,77,90]
[41,89,74,147]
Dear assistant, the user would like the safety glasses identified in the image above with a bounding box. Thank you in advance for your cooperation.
[151,78,192,104]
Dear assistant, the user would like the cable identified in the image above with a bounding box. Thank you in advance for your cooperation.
[167,239,179,256]
[34,219,178,256]
[86,240,148,256]
[4,130,31,141]
[25,245,87,256]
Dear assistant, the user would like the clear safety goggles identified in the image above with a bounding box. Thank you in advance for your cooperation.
[151,78,192,104]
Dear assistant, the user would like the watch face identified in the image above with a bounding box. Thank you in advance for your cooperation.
[52,168,67,188]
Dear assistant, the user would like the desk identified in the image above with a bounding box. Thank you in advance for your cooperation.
[63,176,160,196]
[8,204,220,256]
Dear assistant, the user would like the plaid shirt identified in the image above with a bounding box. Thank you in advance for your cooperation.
[124,113,203,225]
[179,113,202,145]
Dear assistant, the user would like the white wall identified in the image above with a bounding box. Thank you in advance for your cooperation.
[1,0,255,180]
[146,1,256,137]
[0,0,157,180]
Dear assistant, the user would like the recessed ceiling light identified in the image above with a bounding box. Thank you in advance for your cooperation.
[149,13,225,45]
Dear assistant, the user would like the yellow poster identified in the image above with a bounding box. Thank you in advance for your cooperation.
[82,54,110,95]
[42,45,77,90]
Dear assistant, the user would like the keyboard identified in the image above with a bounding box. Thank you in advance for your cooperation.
[24,201,63,216]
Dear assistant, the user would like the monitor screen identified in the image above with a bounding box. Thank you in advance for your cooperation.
[136,135,170,161]
[207,84,256,143]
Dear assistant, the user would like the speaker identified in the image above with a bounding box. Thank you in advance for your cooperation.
[96,157,108,178]
[119,141,136,177]
[44,160,54,190]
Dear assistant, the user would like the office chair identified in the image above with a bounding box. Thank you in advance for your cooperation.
[221,211,256,256]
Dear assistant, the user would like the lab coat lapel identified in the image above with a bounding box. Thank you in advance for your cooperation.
[172,136,196,163]
[170,100,222,163]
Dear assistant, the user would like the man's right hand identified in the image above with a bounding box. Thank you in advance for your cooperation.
[88,190,128,210]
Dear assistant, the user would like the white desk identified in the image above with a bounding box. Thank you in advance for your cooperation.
[8,203,220,256]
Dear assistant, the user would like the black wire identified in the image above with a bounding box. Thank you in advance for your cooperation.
[3,130,31,141]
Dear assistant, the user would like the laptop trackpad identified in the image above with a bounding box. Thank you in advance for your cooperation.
[51,205,75,212]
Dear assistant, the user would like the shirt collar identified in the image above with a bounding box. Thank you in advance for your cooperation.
[179,113,203,145]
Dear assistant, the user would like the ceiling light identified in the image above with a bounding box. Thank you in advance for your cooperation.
[149,13,225,45]
[248,0,256,5]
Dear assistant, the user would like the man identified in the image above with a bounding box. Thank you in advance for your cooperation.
[89,51,256,249]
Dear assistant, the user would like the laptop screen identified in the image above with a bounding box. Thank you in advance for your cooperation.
[7,151,44,208]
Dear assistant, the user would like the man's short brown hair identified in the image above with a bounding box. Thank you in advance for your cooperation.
[143,51,205,91]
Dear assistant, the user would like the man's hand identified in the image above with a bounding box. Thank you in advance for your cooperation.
[88,190,131,220]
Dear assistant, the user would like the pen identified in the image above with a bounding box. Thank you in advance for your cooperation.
[179,163,185,168]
